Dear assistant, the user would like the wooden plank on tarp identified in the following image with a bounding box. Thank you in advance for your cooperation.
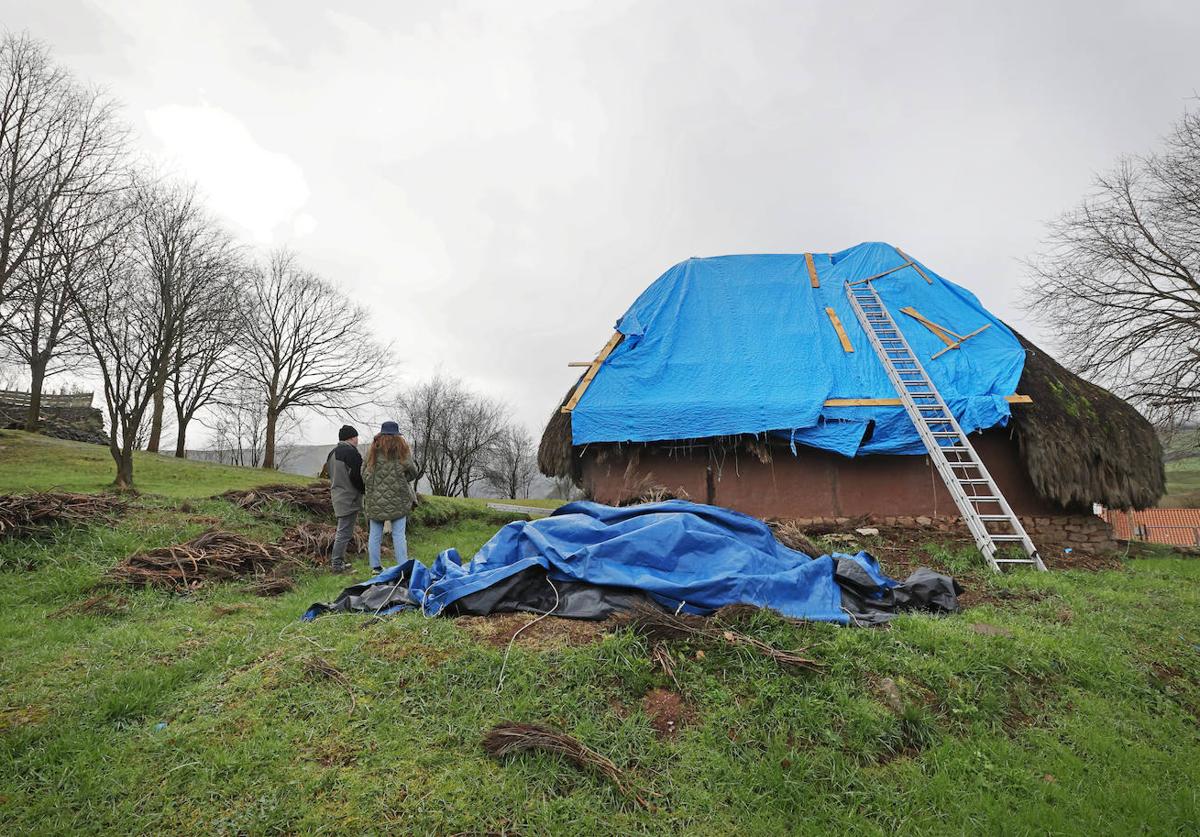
[561,332,623,413]
[825,307,854,352]
[894,247,933,283]
[823,394,1031,407]
[804,253,820,287]
[899,306,959,346]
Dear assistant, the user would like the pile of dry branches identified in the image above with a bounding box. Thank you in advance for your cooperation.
[108,530,306,590]
[619,601,821,671]
[0,492,126,539]
[219,483,332,517]
[277,522,366,562]
[482,723,642,803]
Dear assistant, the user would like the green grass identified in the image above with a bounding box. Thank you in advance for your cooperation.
[0,430,311,497]
[1162,455,1200,506]
[1,435,1199,834]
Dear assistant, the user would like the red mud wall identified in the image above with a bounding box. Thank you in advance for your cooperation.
[580,429,1061,520]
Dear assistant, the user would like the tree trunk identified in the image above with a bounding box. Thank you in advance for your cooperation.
[263,407,278,470]
[111,438,135,489]
[24,357,47,432]
[174,414,189,458]
[146,379,165,452]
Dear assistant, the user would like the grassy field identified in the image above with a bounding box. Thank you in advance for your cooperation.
[0,431,311,497]
[1,435,1198,834]
[1163,456,1200,506]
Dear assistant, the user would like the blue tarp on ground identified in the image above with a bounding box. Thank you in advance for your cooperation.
[304,501,872,624]
[569,242,1026,456]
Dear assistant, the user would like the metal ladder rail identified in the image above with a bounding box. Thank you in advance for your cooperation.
[843,280,1046,573]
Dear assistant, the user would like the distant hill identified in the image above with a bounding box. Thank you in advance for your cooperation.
[187,442,563,500]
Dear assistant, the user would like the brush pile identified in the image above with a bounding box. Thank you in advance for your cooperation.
[278,522,366,562]
[619,601,821,671]
[0,492,126,539]
[219,483,332,517]
[108,530,306,590]
[482,723,642,802]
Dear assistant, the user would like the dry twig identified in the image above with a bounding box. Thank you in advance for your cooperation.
[482,723,643,803]
[620,601,821,671]
[303,655,357,715]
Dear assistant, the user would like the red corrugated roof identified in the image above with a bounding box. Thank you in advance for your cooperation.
[1101,508,1200,546]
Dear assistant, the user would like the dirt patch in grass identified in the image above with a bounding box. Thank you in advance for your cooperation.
[641,687,694,739]
[0,704,49,731]
[456,613,616,650]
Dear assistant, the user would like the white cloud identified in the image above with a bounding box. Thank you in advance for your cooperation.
[144,103,309,243]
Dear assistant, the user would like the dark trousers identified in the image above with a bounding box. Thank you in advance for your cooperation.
[331,512,358,564]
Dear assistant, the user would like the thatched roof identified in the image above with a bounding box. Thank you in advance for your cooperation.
[1008,331,1164,511]
[539,332,1165,511]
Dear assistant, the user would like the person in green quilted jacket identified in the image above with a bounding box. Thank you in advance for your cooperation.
[362,421,419,574]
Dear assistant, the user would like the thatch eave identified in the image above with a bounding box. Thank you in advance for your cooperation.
[538,332,1166,511]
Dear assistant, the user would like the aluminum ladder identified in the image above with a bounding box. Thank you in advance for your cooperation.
[844,279,1047,573]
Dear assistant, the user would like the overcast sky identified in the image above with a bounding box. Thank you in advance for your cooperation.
[3,0,1197,447]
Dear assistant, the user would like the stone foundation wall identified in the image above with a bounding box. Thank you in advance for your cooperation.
[0,404,107,446]
[782,513,1118,555]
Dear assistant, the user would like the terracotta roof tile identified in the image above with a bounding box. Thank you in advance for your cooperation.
[1101,508,1200,546]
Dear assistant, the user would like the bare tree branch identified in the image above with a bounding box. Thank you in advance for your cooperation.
[1025,107,1200,432]
[238,248,391,469]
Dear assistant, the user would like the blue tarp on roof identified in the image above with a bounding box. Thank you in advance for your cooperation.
[304,501,860,623]
[570,242,1025,456]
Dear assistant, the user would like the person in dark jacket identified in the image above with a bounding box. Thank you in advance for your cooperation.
[362,421,419,574]
[326,424,364,573]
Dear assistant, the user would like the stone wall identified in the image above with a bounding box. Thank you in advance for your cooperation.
[780,513,1118,555]
[0,401,107,446]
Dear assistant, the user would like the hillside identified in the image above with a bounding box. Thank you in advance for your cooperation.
[0,431,311,497]
[1,433,1198,834]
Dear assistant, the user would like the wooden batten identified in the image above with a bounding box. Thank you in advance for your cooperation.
[823,394,1032,407]
[899,306,959,346]
[825,307,854,353]
[561,332,623,413]
[804,253,820,288]
[894,247,933,284]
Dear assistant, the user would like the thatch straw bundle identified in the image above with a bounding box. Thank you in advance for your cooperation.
[0,492,126,539]
[108,530,305,590]
[219,483,333,517]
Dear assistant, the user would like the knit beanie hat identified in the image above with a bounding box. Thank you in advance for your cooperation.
[338,424,358,441]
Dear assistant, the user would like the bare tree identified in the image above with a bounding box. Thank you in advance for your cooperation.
[74,214,159,488]
[0,33,127,329]
[131,180,240,453]
[1026,107,1200,430]
[483,423,538,499]
[0,177,131,430]
[393,374,506,497]
[167,246,246,457]
[240,249,389,469]
[204,380,297,469]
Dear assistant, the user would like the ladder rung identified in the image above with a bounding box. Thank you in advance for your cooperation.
[967,496,1000,503]
[994,558,1038,564]
[989,535,1027,541]
[977,514,1010,520]
[931,431,962,437]
[958,478,991,484]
